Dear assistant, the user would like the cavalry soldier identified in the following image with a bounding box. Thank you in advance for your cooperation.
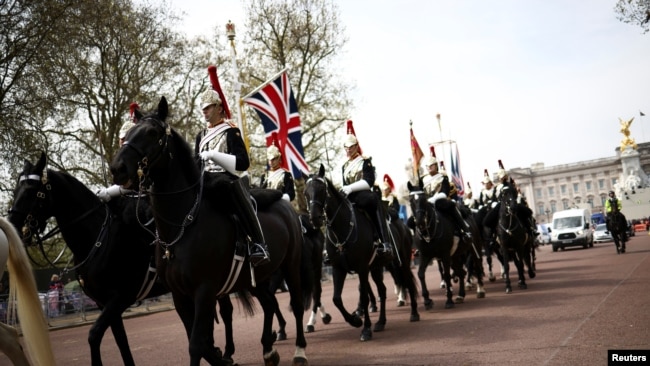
[339,120,392,260]
[196,83,270,267]
[484,160,538,240]
[381,174,400,221]
[463,183,478,210]
[260,132,295,202]
[478,169,497,209]
[420,146,472,240]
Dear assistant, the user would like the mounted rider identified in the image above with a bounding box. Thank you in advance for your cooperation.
[381,174,401,221]
[196,68,270,267]
[420,146,472,240]
[463,182,478,210]
[605,190,627,242]
[484,160,538,240]
[339,120,393,260]
[260,132,295,202]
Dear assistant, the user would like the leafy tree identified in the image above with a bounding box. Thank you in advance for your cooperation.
[236,0,353,213]
[615,0,650,33]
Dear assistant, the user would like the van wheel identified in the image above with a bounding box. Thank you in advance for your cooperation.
[552,245,558,252]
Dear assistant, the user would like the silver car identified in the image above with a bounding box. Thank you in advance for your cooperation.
[593,223,613,243]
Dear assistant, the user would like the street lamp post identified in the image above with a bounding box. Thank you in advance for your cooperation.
[545,209,550,223]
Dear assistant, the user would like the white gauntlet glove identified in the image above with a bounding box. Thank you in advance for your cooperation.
[200,150,238,175]
[281,193,290,202]
[97,185,123,202]
[341,180,370,196]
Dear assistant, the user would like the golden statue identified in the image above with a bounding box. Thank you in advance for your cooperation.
[619,117,637,151]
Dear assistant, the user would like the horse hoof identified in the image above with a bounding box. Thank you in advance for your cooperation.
[360,328,372,342]
[264,349,280,366]
[528,271,536,279]
[455,296,464,304]
[489,276,496,282]
[292,356,309,366]
[305,325,315,333]
[477,291,486,299]
[276,331,287,341]
[410,313,420,322]
[369,305,378,313]
[445,301,455,309]
[350,314,363,328]
[440,281,446,289]
[322,314,332,324]
[424,299,434,310]
[373,322,385,332]
[505,287,512,294]
[397,300,405,307]
[519,283,527,289]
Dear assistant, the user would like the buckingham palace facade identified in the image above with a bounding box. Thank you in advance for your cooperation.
[508,142,650,224]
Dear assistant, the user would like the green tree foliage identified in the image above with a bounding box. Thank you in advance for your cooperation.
[615,0,650,33]
[237,0,354,212]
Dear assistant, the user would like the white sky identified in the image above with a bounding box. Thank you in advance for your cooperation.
[169,0,650,190]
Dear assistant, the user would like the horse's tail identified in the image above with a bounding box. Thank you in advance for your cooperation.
[1,217,56,366]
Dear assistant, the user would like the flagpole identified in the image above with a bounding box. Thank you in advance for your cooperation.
[242,67,290,99]
[226,21,249,148]
[640,110,646,143]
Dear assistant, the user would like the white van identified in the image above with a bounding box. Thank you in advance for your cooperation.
[549,208,594,252]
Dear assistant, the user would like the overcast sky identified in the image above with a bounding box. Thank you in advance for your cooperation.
[169,0,650,191]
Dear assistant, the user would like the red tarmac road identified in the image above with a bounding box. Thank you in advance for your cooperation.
[4,234,650,365]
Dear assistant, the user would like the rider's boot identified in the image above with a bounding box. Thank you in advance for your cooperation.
[231,178,270,267]
[373,209,393,261]
[451,206,472,240]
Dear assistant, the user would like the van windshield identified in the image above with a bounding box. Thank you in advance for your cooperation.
[553,216,582,229]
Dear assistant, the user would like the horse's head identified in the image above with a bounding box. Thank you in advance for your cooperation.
[9,152,53,244]
[499,185,518,215]
[407,179,431,231]
[110,97,172,191]
[304,164,328,228]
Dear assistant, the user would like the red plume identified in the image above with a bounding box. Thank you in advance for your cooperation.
[484,169,489,177]
[207,65,231,119]
[271,131,281,149]
[498,159,505,170]
[129,102,140,122]
[467,182,472,190]
[346,120,362,154]
[429,145,436,158]
[383,174,395,192]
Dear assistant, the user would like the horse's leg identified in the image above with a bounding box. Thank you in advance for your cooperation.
[268,273,288,341]
[250,285,281,366]
[485,249,496,282]
[515,248,528,290]
[417,257,433,310]
[437,259,446,288]
[501,246,513,293]
[442,258,455,309]
[284,267,309,366]
[359,281,377,314]
[0,322,30,366]
[357,270,373,342]
[370,265,387,332]
[87,303,132,366]
[472,251,487,298]
[217,296,235,362]
[109,315,136,366]
[331,267,362,327]
[188,286,221,366]
[453,258,466,304]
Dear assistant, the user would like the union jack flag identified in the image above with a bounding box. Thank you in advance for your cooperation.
[450,143,465,197]
[243,71,309,178]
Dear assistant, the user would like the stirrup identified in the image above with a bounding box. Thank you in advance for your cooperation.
[250,243,270,267]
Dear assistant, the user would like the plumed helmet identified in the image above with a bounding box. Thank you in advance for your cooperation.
[482,169,491,184]
[425,145,437,167]
[200,89,222,110]
[497,159,508,180]
[267,132,282,160]
[343,120,362,153]
[382,174,395,192]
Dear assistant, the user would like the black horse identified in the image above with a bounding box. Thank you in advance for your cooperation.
[495,186,536,293]
[110,97,311,366]
[407,180,485,310]
[304,164,382,341]
[8,153,169,366]
[270,214,331,340]
[608,211,628,254]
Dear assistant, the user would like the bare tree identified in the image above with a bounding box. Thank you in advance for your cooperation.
[615,0,650,33]
[237,0,353,212]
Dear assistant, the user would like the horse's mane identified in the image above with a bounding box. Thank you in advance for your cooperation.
[169,127,201,181]
[46,168,99,203]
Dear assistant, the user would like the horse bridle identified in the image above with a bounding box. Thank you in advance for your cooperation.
[409,190,440,243]
[498,188,523,236]
[10,170,109,272]
[120,116,202,259]
[305,176,357,250]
